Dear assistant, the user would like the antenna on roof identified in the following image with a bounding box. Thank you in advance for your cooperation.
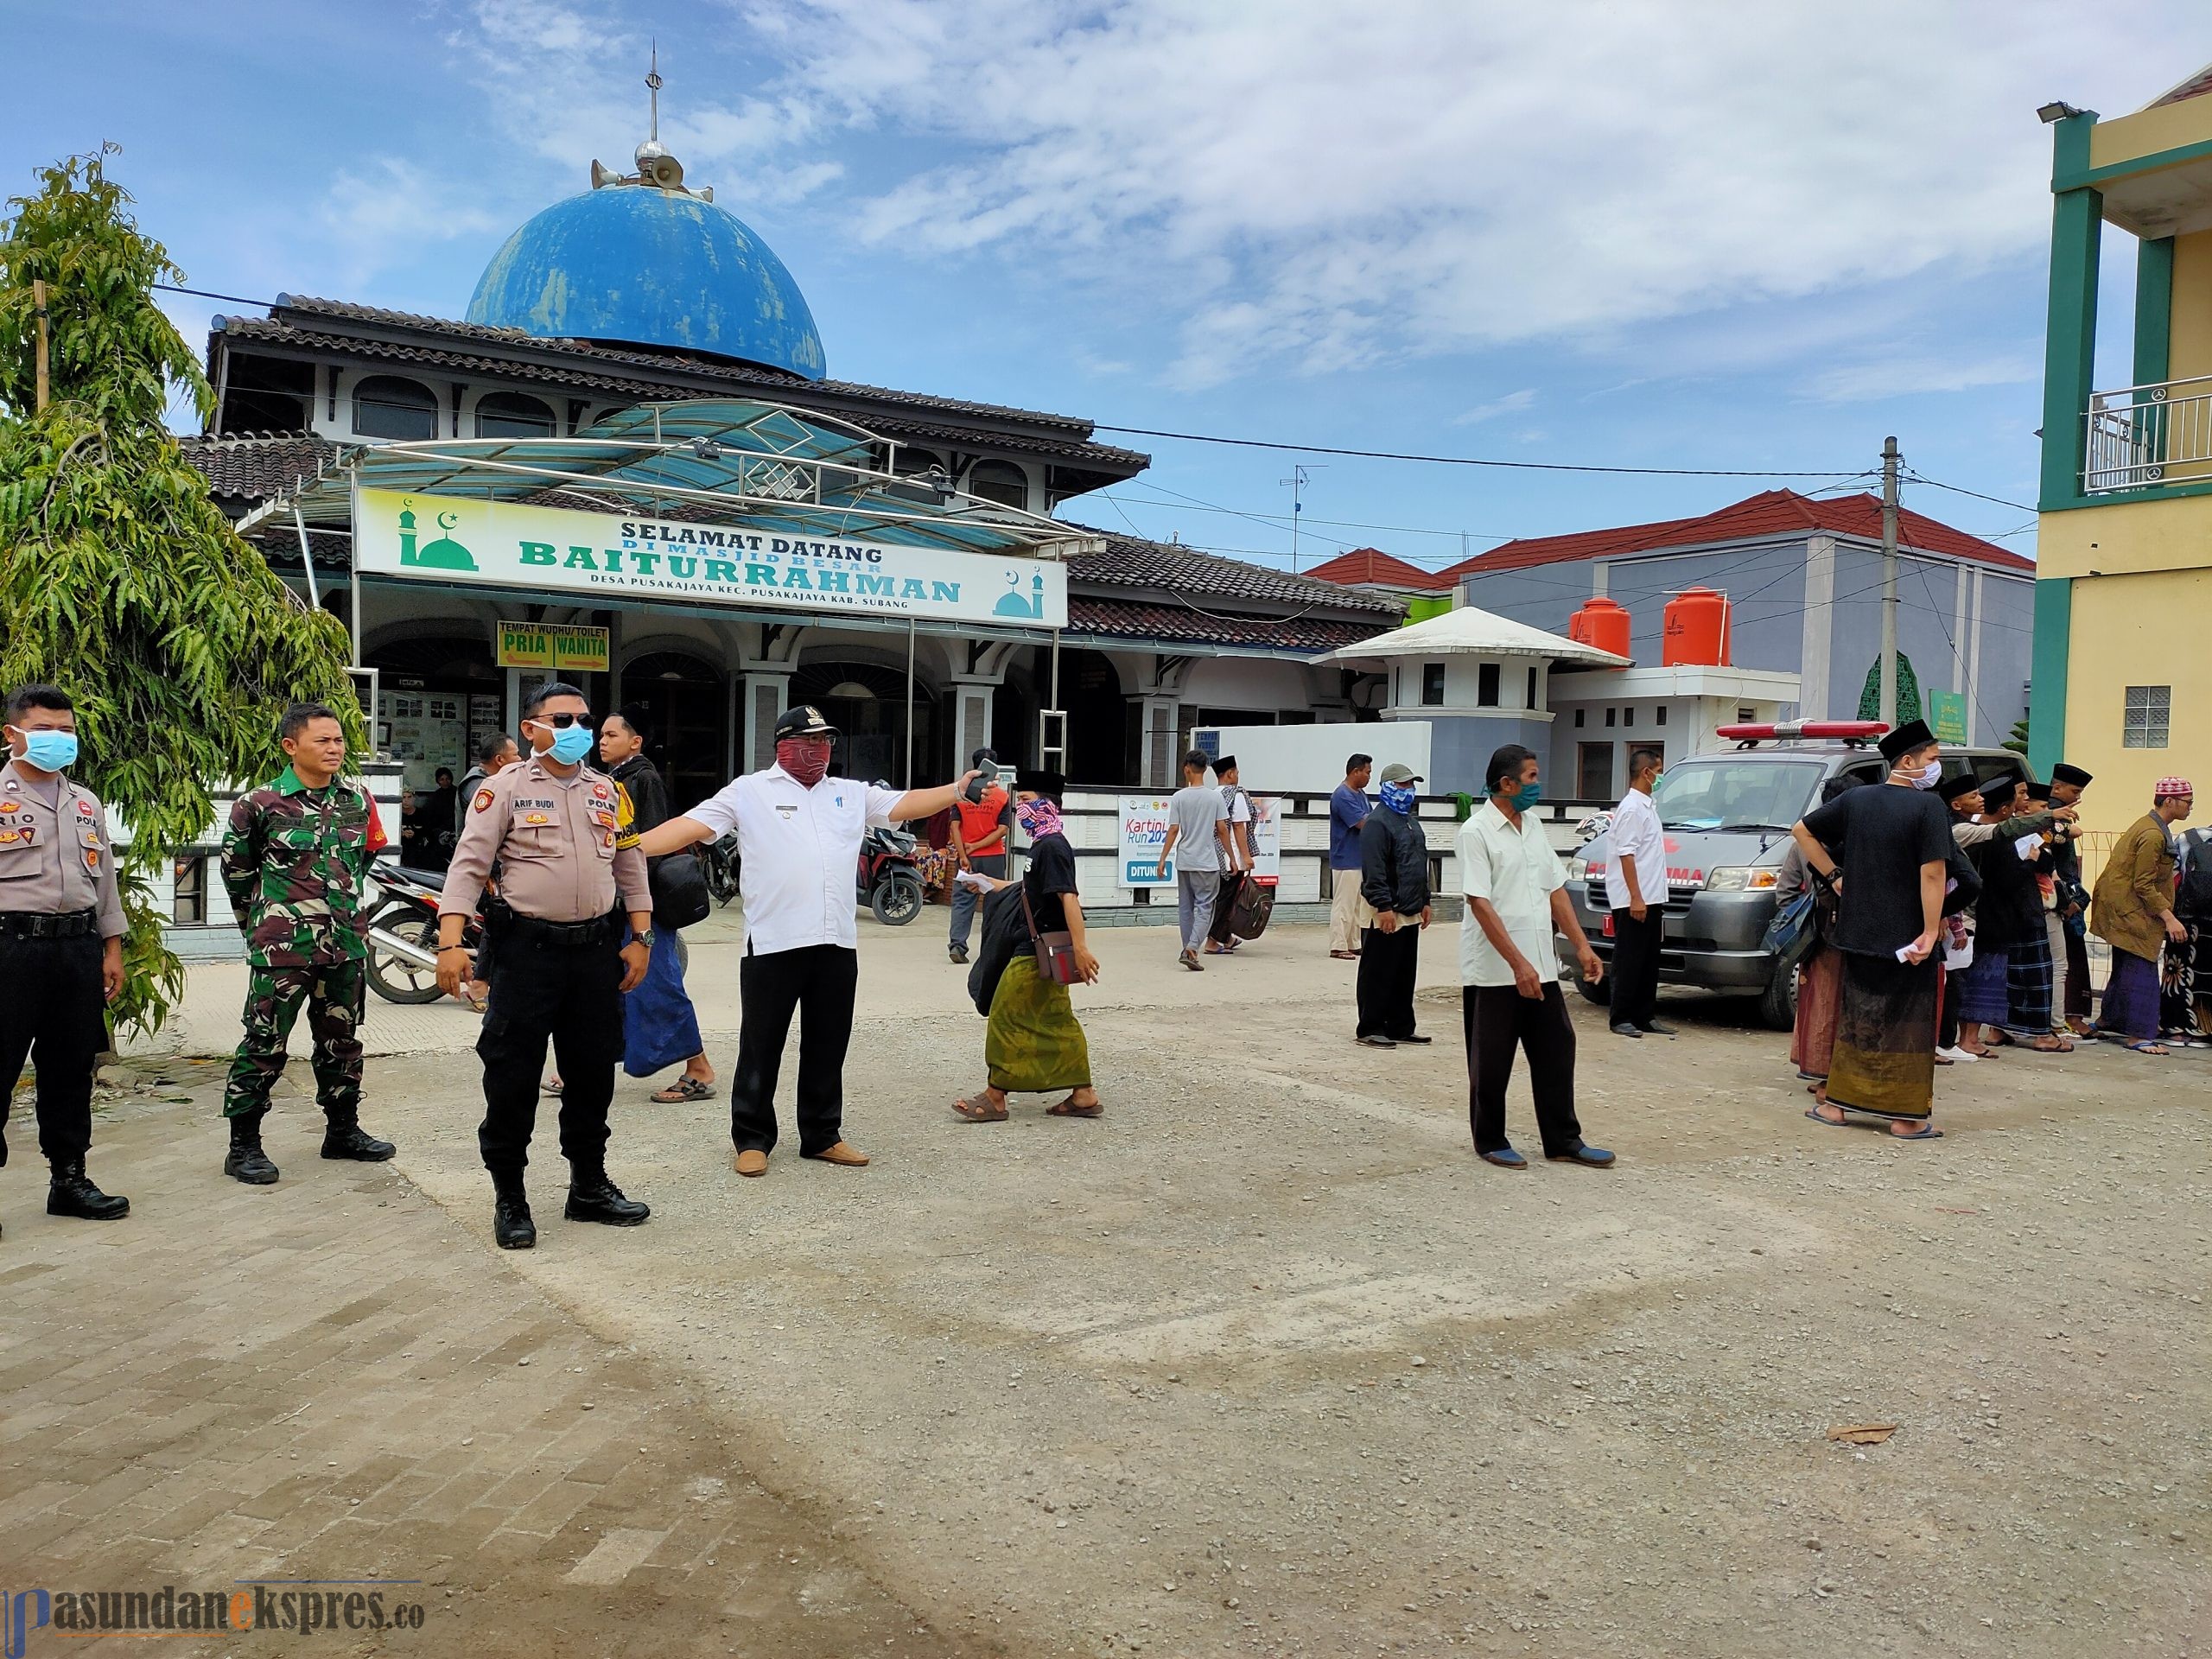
[646,41,661,143]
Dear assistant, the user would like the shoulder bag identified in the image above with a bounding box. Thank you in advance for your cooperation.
[1020,880,1081,986]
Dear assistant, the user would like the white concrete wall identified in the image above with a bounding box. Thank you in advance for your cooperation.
[1191,722,1427,796]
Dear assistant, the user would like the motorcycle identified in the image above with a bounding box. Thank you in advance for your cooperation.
[702,831,741,906]
[363,863,474,1005]
[859,823,925,925]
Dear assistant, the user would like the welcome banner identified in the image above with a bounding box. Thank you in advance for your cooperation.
[354,488,1069,629]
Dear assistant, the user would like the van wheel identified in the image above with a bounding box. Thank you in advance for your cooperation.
[1575,973,1611,1007]
[1758,962,1798,1031]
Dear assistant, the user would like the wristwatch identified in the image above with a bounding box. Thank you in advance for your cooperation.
[633,929,657,950]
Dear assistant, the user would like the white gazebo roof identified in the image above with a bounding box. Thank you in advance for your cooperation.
[1317,602,1630,667]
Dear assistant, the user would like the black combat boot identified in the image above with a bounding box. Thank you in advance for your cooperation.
[222,1113,280,1185]
[492,1171,536,1249]
[46,1160,130,1220]
[321,1118,397,1161]
[564,1170,651,1227]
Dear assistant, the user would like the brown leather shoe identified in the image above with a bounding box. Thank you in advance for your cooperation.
[733,1148,769,1178]
[806,1141,871,1167]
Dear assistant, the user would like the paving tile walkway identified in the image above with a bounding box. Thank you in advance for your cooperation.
[0,1068,978,1659]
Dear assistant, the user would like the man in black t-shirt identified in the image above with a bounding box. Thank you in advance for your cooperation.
[1789,720,1952,1138]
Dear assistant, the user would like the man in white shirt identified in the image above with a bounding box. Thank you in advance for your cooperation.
[1459,744,1613,1171]
[639,705,979,1178]
[1604,747,1675,1039]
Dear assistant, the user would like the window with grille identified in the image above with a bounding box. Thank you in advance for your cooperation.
[2123,685,2171,749]
[353,376,439,440]
[475,391,557,438]
[173,856,207,925]
[1422,664,1446,706]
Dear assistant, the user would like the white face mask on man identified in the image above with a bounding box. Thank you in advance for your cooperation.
[1908,760,1942,790]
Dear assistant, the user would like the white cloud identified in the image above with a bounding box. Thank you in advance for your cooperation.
[1808,353,2042,404]
[452,0,2201,387]
[1453,389,1539,426]
[313,159,504,289]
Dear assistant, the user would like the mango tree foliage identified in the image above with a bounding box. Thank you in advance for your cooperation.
[0,149,362,1033]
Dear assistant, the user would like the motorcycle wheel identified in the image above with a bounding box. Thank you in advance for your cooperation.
[870,873,924,927]
[364,899,447,1005]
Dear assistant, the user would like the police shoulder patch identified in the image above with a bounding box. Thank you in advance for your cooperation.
[474,789,495,813]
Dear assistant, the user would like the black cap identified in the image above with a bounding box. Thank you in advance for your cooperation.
[1936,773,1986,804]
[772,704,839,741]
[2023,779,2052,803]
[1213,754,1236,775]
[1979,772,2021,803]
[2051,763,2093,788]
[1877,718,1936,763]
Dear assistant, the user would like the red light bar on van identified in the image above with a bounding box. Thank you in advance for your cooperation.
[1716,720,1889,743]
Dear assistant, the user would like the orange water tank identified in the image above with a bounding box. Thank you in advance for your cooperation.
[1567,596,1631,659]
[1662,587,1732,666]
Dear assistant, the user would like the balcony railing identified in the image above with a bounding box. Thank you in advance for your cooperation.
[2084,374,2212,493]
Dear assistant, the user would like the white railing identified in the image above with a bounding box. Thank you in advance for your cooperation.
[2084,374,2212,493]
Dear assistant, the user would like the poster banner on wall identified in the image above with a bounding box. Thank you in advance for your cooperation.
[1927,688,1968,745]
[1117,794,1176,887]
[1251,796,1281,882]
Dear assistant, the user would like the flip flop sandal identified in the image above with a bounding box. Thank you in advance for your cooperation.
[2125,1040,2171,1055]
[1887,1123,1944,1140]
[652,1076,716,1103]
[1803,1107,1850,1128]
[951,1096,1009,1122]
[1048,1096,1104,1117]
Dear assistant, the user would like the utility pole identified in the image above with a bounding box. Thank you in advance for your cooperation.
[1279,463,1322,575]
[1878,435,1900,730]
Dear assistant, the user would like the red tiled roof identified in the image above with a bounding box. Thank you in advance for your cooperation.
[2150,63,2212,108]
[1302,547,1454,592]
[1437,490,2032,579]
[1067,596,1383,653]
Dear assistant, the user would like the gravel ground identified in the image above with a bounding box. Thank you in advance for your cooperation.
[180,917,2212,1654]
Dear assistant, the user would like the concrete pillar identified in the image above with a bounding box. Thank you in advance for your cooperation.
[740,671,792,773]
[1135,696,1180,789]
[949,677,997,766]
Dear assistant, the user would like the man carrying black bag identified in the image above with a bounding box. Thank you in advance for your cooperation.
[599,713,715,1103]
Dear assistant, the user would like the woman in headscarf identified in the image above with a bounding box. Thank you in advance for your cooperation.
[952,771,1103,1122]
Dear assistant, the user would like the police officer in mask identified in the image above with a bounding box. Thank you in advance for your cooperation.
[437,683,653,1249]
[0,685,131,1229]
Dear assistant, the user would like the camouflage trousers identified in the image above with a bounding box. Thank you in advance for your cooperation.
[222,959,367,1122]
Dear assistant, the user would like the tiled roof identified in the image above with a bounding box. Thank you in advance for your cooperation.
[1067,596,1386,653]
[180,432,340,500]
[1438,489,2033,578]
[1064,529,1404,614]
[1302,546,1455,592]
[2149,63,2212,108]
[215,297,1147,469]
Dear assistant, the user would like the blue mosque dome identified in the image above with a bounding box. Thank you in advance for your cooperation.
[466,168,826,380]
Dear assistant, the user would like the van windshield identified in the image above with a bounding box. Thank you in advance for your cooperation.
[1649,759,1827,833]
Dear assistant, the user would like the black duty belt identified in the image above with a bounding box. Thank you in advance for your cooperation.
[0,909,99,940]
[503,910,621,949]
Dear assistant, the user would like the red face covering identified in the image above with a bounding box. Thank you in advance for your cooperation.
[776,736,832,788]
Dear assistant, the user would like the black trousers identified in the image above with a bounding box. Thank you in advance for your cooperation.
[732,944,859,1156]
[1355,921,1421,1039]
[1465,982,1584,1156]
[1608,907,1662,1029]
[476,931,623,1179]
[2063,924,2092,1020]
[1208,871,1247,944]
[0,932,104,1166]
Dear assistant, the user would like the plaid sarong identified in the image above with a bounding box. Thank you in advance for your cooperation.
[2005,926,2054,1034]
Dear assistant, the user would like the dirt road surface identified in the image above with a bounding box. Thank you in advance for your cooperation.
[9,915,2208,1656]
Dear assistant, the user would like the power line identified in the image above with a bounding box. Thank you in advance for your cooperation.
[1093,422,1860,479]
[1899,468,2037,515]
[154,283,289,309]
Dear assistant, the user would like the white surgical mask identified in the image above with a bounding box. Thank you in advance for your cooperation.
[1910,760,1942,790]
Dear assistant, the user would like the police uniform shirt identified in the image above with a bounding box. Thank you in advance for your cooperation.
[684,766,903,956]
[440,753,650,925]
[0,760,125,936]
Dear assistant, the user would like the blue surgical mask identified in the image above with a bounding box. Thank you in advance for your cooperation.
[1515,779,1544,809]
[11,728,79,772]
[546,724,594,765]
[1378,780,1417,814]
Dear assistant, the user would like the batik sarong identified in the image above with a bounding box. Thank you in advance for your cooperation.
[1826,951,1939,1122]
[2101,947,2162,1042]
[2159,923,2201,1037]
[984,954,1092,1094]
[1955,942,2010,1027]
[1790,944,1841,1080]
[2004,926,2054,1034]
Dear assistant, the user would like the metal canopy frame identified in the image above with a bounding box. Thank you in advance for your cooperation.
[238,397,1103,562]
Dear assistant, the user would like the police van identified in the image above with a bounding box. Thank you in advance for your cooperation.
[1561,721,2024,1028]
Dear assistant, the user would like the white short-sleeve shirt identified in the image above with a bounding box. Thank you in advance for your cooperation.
[1603,786,1667,909]
[1458,800,1567,987]
[684,766,903,955]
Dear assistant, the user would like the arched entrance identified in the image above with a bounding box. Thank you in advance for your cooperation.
[791,660,936,786]
[618,650,728,812]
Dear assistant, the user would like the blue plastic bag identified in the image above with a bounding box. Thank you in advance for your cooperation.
[622,928,702,1077]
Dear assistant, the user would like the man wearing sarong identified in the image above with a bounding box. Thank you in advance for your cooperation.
[1789,720,1951,1140]
[952,772,1103,1122]
[1783,775,1863,1102]
[2047,763,2095,1033]
[1936,772,1994,1062]
[1972,777,2075,1052]
[2092,779,2193,1055]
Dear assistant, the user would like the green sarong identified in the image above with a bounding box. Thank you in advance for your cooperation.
[985,954,1092,1093]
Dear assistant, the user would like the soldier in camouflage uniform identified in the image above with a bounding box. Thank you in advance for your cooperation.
[218,702,396,1184]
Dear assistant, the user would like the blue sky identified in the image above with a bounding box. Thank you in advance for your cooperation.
[5,1,2204,594]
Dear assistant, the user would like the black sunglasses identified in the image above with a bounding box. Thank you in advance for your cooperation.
[530,711,594,728]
